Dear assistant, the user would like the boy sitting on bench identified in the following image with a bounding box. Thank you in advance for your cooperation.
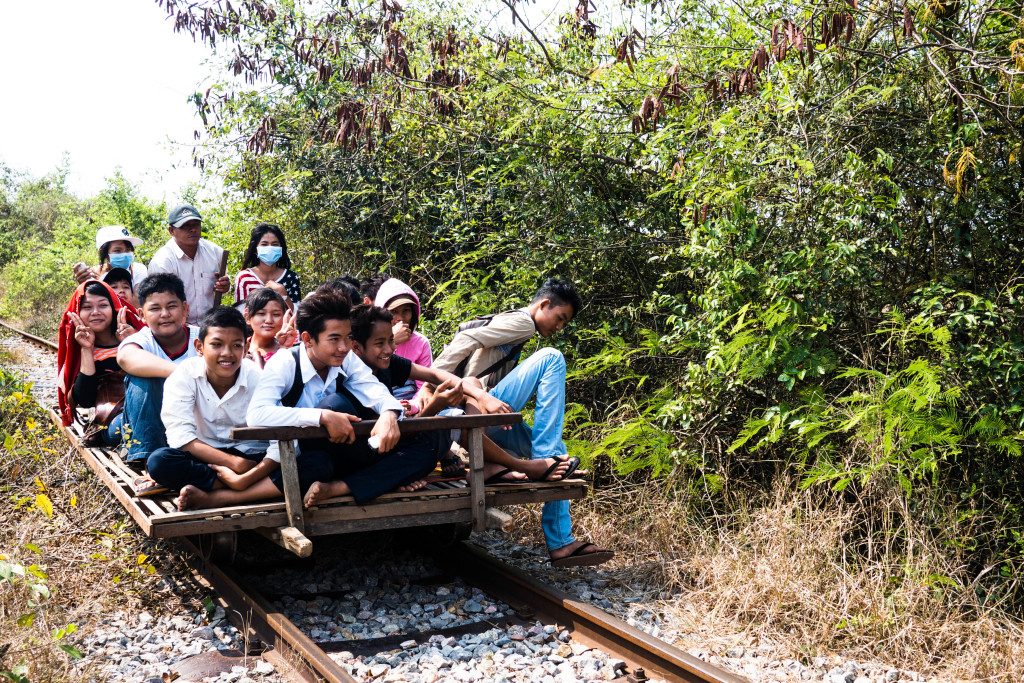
[429,277,614,568]
[144,307,278,511]
[349,303,577,484]
[117,274,200,484]
[246,287,446,508]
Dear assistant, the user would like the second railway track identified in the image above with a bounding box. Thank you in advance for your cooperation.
[2,318,749,683]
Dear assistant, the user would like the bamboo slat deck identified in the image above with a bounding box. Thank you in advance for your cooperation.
[50,409,587,543]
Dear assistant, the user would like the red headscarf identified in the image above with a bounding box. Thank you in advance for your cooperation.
[56,280,145,425]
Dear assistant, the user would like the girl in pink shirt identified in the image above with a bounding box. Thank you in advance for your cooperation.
[374,278,433,401]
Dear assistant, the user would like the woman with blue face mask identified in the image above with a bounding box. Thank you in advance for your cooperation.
[234,222,302,313]
[72,225,149,290]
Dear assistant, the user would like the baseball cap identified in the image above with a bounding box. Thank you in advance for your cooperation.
[386,296,416,311]
[168,204,202,228]
[95,225,143,250]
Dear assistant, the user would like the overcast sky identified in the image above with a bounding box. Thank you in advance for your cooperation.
[0,0,642,201]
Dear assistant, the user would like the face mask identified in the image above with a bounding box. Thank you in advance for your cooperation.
[108,252,134,269]
[257,245,283,265]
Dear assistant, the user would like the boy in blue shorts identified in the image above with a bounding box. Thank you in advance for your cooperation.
[431,278,614,567]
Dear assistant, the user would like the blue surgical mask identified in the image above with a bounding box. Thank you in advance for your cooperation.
[257,245,283,265]
[109,252,134,269]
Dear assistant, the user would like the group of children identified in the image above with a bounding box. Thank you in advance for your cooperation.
[57,208,613,568]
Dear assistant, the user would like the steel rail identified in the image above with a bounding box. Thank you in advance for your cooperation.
[2,317,749,683]
[0,319,58,350]
[451,542,750,683]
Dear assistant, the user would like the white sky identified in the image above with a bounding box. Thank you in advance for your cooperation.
[0,0,212,200]
[0,0,641,201]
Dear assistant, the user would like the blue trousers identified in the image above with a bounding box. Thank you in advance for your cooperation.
[147,446,264,491]
[487,347,575,551]
[123,375,168,465]
[301,393,444,505]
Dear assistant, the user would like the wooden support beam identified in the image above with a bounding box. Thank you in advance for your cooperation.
[278,439,305,533]
[232,413,521,442]
[254,525,313,558]
[468,427,486,532]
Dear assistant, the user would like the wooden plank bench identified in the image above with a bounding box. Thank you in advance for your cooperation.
[50,409,588,557]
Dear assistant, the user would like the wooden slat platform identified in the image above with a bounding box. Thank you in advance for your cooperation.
[50,408,588,540]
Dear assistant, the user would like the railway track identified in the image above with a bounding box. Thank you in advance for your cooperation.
[2,318,749,683]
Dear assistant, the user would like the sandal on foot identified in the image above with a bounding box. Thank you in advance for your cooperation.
[484,467,522,485]
[439,452,466,476]
[549,542,614,568]
[538,455,581,482]
[133,476,169,498]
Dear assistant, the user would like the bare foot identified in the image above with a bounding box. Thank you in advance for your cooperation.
[397,479,429,492]
[483,462,528,483]
[175,484,209,511]
[303,480,350,507]
[520,457,570,481]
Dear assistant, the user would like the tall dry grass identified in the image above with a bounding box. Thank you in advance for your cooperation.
[509,477,1024,682]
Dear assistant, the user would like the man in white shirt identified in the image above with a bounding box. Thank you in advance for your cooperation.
[148,204,230,326]
[246,287,446,506]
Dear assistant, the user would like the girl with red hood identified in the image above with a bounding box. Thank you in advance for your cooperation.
[57,280,145,445]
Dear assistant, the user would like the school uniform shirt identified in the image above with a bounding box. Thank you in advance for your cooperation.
[118,325,201,362]
[247,345,403,459]
[432,308,536,390]
[148,237,225,326]
[161,356,269,457]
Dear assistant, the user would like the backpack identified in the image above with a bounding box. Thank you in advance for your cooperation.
[280,347,377,418]
[452,311,530,386]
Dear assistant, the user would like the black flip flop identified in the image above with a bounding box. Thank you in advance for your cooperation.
[549,542,615,568]
[538,455,581,482]
[484,467,520,485]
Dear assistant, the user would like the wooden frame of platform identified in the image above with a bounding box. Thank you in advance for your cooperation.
[49,409,587,557]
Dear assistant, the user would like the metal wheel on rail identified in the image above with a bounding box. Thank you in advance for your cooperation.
[191,531,238,564]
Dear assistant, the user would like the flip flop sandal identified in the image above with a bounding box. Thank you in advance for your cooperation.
[133,476,169,498]
[439,453,467,476]
[538,455,581,482]
[549,542,615,568]
[484,467,526,485]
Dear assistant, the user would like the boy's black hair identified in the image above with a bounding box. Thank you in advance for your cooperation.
[199,306,247,341]
[244,286,286,318]
[360,273,389,301]
[297,287,351,340]
[81,281,118,337]
[102,267,133,290]
[137,273,186,306]
[531,277,582,317]
[320,277,362,306]
[241,223,292,270]
[98,240,135,266]
[350,304,394,346]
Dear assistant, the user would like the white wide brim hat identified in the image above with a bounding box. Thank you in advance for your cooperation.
[96,225,143,250]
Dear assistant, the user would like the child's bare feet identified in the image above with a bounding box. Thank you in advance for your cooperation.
[483,462,529,483]
[210,464,243,489]
[303,480,350,507]
[175,485,208,511]
[397,479,429,493]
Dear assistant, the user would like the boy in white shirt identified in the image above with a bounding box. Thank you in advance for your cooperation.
[145,307,278,511]
[117,273,200,473]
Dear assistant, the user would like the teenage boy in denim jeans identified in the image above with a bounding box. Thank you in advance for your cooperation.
[116,274,200,484]
[430,278,614,568]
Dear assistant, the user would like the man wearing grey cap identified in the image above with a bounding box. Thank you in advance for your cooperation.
[148,204,230,325]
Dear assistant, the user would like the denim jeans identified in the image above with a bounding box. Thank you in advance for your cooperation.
[486,347,575,551]
[147,446,263,491]
[100,413,124,447]
[122,375,168,465]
